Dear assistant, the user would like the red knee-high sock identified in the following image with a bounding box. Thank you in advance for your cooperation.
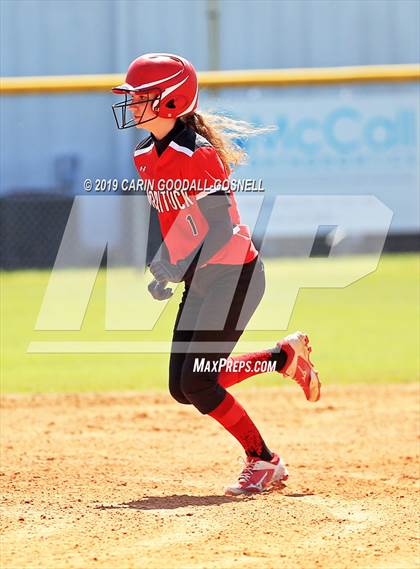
[209,392,272,461]
[218,350,273,389]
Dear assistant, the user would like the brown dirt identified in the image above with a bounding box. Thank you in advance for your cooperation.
[1,384,419,569]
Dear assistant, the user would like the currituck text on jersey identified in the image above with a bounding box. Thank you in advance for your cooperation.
[146,186,195,212]
[145,178,264,212]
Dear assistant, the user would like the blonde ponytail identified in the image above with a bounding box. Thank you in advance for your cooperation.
[181,111,272,175]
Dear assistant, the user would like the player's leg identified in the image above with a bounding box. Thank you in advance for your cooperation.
[178,257,288,493]
[216,256,285,386]
[168,283,202,405]
[219,333,321,402]
[215,257,321,402]
[178,256,266,419]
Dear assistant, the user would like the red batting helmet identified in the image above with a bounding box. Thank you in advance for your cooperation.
[112,53,199,129]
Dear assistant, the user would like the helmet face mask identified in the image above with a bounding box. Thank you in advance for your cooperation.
[112,53,198,130]
[112,89,161,129]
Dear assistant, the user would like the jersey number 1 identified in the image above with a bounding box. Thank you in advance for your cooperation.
[186,214,198,236]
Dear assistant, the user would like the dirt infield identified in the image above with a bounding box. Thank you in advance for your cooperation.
[1,384,419,569]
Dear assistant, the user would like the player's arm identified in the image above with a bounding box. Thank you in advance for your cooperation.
[146,206,170,267]
[150,147,233,283]
[150,194,233,283]
[185,189,233,272]
[146,205,173,298]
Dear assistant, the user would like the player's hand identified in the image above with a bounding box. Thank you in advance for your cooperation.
[149,259,187,283]
[147,279,173,301]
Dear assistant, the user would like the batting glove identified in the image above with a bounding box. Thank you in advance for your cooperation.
[149,259,188,283]
[147,279,173,301]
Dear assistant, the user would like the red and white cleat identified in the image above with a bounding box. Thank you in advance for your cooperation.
[277,331,321,402]
[224,453,288,496]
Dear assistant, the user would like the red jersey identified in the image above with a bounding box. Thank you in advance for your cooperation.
[133,124,258,267]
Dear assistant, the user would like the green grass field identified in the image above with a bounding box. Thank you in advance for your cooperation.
[1,253,419,393]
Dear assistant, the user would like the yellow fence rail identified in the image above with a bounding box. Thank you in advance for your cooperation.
[1,64,419,95]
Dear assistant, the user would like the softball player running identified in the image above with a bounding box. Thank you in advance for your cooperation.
[112,53,321,495]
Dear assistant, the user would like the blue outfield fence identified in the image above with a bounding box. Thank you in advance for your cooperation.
[0,71,419,268]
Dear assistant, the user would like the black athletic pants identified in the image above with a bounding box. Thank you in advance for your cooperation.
[168,254,266,414]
